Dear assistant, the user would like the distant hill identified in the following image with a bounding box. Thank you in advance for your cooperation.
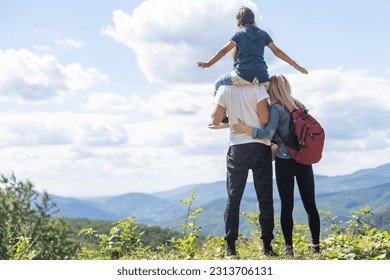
[52,195,117,220]
[314,163,390,193]
[52,163,390,236]
[372,206,390,232]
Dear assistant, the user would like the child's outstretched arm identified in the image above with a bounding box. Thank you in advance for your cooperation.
[267,42,308,74]
[197,41,236,68]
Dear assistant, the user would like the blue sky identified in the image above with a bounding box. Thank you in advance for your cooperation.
[1,0,389,197]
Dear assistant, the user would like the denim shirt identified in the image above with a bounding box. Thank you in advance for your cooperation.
[251,103,293,159]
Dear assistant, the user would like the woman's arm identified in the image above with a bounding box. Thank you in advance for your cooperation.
[233,106,280,140]
[267,42,308,74]
[197,41,236,68]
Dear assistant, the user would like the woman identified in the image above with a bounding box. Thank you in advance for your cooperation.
[233,74,320,257]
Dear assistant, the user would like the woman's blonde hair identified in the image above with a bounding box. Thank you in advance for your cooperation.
[268,74,299,112]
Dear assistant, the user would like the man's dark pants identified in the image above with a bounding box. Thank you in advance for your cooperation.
[224,142,274,243]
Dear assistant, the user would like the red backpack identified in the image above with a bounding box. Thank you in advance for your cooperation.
[277,103,325,165]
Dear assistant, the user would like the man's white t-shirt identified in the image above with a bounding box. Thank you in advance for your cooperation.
[215,84,271,146]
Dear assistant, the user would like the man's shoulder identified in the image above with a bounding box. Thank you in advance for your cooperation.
[218,84,262,94]
[218,85,268,103]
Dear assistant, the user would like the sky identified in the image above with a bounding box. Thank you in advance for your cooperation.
[0,0,389,197]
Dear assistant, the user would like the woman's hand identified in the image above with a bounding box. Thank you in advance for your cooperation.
[233,119,252,135]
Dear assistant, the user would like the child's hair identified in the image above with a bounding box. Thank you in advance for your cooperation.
[268,75,299,112]
[232,7,256,61]
[232,7,256,62]
[236,6,256,28]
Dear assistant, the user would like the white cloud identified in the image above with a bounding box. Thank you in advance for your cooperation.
[33,45,51,51]
[0,49,108,102]
[284,68,390,175]
[142,89,203,117]
[2,68,389,196]
[286,68,390,139]
[102,0,259,84]
[83,92,144,112]
[0,112,128,148]
[0,110,216,196]
[63,63,108,93]
[55,38,85,48]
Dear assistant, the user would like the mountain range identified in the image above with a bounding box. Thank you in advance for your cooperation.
[52,163,390,236]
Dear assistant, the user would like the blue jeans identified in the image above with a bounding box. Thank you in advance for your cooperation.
[214,70,269,93]
[224,143,274,242]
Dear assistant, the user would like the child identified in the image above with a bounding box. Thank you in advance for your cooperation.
[197,6,308,128]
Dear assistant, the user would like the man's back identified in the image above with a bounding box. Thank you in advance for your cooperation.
[215,84,271,146]
[212,84,275,256]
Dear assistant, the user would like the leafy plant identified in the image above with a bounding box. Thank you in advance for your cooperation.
[321,207,390,260]
[0,173,77,260]
[168,192,204,259]
[76,217,145,259]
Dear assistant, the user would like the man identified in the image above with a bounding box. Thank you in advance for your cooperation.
[211,84,276,258]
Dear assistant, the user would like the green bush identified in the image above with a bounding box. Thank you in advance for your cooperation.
[0,174,78,259]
